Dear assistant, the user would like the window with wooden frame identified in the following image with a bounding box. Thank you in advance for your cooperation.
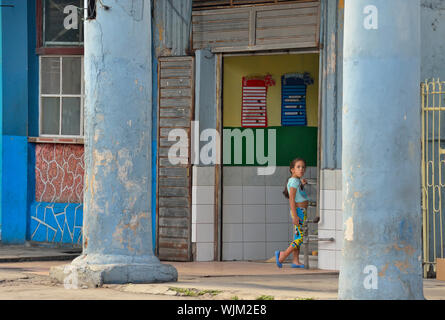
[37,1,85,138]
[36,0,84,54]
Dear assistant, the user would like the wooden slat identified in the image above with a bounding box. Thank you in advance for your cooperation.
[157,57,194,262]
[192,1,320,51]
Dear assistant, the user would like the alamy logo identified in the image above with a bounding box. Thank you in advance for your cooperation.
[63,265,79,290]
[63,5,79,30]
[363,265,378,290]
[168,121,277,175]
[363,5,378,30]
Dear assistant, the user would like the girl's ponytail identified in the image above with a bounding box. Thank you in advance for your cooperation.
[282,158,307,199]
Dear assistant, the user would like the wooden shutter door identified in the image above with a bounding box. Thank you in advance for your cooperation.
[157,57,194,262]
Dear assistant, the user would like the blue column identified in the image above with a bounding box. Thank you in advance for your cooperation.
[0,3,3,238]
[51,0,177,286]
[1,0,29,244]
[339,0,423,299]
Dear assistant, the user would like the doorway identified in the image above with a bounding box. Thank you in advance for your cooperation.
[221,53,320,261]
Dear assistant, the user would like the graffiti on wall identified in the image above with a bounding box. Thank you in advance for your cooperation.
[29,202,83,244]
[35,144,84,203]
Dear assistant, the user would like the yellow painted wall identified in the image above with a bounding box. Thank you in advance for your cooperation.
[223,54,319,127]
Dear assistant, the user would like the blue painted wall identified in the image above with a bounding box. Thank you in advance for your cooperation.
[320,0,343,170]
[151,8,158,254]
[1,0,29,243]
[28,0,39,137]
[0,3,3,236]
[339,0,423,299]
[320,0,445,170]
[421,0,445,80]
[2,136,28,243]
[29,202,83,245]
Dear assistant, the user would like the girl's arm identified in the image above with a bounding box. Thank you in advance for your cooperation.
[289,187,299,225]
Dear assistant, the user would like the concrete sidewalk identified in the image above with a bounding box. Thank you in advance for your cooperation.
[0,245,444,300]
[0,259,444,300]
[0,243,81,262]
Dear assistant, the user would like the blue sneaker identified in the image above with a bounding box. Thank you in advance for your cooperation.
[275,251,282,268]
[291,264,305,269]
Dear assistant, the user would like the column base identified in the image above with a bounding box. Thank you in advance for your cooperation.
[50,254,178,288]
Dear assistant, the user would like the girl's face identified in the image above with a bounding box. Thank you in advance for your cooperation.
[291,161,306,178]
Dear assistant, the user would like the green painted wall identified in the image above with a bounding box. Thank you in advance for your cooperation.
[223,126,317,167]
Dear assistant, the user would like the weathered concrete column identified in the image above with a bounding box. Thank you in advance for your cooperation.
[50,0,177,287]
[339,0,423,299]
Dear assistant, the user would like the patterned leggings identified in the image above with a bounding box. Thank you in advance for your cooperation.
[291,207,307,248]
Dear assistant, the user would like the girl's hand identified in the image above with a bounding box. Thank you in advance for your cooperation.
[301,179,307,185]
[292,217,300,226]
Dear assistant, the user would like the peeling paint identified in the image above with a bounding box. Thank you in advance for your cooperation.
[112,212,150,251]
[379,263,389,277]
[93,149,113,166]
[117,148,133,183]
[344,217,354,241]
[385,242,416,256]
[394,260,411,274]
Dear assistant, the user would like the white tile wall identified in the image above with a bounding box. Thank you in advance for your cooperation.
[223,205,243,223]
[196,223,214,243]
[266,224,289,242]
[223,186,243,205]
[321,190,336,210]
[265,186,288,205]
[243,186,266,205]
[319,169,343,271]
[319,209,336,230]
[220,166,318,262]
[192,223,197,243]
[335,249,343,270]
[335,210,343,231]
[266,242,289,259]
[266,204,289,223]
[193,166,215,186]
[243,242,266,261]
[335,170,342,190]
[318,249,336,270]
[336,190,342,210]
[193,186,215,205]
[335,230,344,251]
[223,242,243,260]
[265,166,291,186]
[322,170,336,190]
[196,242,214,261]
[243,224,266,242]
[223,223,243,242]
[243,205,266,224]
[223,167,243,186]
[242,167,265,186]
[192,166,216,261]
[318,229,336,251]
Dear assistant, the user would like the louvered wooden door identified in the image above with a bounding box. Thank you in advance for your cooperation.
[156,57,194,262]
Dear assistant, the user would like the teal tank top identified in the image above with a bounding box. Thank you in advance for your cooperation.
[287,177,309,203]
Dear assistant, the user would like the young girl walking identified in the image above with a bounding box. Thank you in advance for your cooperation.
[275,158,309,268]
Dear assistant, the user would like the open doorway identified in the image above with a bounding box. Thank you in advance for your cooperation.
[221,53,320,261]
